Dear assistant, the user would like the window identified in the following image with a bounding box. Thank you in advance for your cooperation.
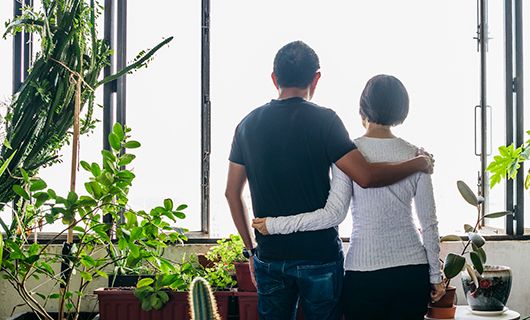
[126,1,202,233]
[210,0,506,237]
[1,1,526,237]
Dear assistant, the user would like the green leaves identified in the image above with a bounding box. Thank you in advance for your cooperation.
[469,251,483,274]
[137,278,154,288]
[468,232,485,248]
[124,140,141,149]
[108,133,121,151]
[487,142,528,188]
[483,211,512,219]
[440,235,461,242]
[443,253,466,280]
[457,180,479,206]
[13,185,30,200]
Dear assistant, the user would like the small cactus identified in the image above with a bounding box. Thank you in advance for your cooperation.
[189,277,221,320]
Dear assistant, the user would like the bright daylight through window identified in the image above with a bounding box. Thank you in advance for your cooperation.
[0,0,527,237]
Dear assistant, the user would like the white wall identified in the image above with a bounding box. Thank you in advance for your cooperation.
[0,241,529,319]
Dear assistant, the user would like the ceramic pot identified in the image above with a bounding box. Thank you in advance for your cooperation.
[461,265,512,311]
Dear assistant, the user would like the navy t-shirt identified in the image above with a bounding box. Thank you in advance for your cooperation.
[229,97,356,261]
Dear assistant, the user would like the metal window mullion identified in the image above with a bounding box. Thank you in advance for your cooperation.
[102,0,116,229]
[103,0,115,152]
[504,0,515,235]
[116,0,127,130]
[514,0,525,235]
[12,0,23,94]
[479,0,490,218]
[201,0,211,235]
[22,0,33,80]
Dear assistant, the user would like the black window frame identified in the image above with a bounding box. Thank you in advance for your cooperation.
[9,0,525,237]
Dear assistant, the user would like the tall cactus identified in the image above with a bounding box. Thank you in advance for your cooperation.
[189,277,221,320]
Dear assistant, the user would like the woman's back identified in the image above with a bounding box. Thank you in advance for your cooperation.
[345,136,436,273]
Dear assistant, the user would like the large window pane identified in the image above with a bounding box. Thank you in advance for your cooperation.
[127,1,201,232]
[485,0,507,232]
[211,0,498,237]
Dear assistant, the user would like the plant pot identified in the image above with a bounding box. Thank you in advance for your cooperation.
[461,265,512,311]
[429,286,457,308]
[234,262,257,292]
[95,287,232,320]
[426,306,456,319]
[7,312,98,320]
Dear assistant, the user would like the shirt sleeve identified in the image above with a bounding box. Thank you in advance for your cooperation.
[228,126,244,165]
[326,113,357,163]
[265,165,352,234]
[414,173,443,284]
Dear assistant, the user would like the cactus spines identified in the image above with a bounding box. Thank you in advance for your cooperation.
[189,277,221,320]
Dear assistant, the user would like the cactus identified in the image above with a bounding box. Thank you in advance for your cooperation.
[189,277,221,320]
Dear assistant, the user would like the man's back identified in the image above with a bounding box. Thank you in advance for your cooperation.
[229,96,355,261]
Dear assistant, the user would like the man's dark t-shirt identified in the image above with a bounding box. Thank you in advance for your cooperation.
[229,97,356,261]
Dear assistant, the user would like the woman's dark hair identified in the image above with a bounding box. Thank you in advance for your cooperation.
[359,74,409,126]
[273,41,320,89]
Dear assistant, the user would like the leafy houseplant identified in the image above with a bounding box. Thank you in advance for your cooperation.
[203,234,244,290]
[0,124,188,320]
[0,0,173,209]
[487,130,530,191]
[439,180,512,312]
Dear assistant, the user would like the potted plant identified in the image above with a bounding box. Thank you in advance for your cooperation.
[0,124,187,320]
[436,180,512,315]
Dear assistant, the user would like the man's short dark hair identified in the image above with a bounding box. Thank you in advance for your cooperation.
[273,41,320,89]
[359,74,409,126]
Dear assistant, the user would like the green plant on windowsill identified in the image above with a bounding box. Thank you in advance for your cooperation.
[0,124,188,320]
[133,254,207,311]
[203,234,246,290]
[440,181,511,285]
[487,130,530,191]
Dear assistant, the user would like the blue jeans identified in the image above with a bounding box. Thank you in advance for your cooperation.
[253,254,344,320]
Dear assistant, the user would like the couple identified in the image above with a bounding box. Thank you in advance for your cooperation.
[225,41,444,320]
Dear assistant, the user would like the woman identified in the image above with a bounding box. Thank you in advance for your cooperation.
[252,74,445,320]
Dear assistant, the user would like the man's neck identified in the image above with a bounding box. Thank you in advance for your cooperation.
[277,87,311,101]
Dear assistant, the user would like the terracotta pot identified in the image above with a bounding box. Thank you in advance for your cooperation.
[234,261,257,292]
[429,286,456,308]
[461,265,512,311]
[426,305,456,319]
[95,287,232,320]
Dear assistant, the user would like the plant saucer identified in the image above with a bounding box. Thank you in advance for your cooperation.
[469,306,508,316]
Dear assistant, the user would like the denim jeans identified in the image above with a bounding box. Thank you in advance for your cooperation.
[253,254,344,320]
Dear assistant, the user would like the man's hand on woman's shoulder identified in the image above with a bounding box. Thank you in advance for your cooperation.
[416,147,435,174]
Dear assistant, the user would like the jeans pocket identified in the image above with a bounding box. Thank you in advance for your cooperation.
[253,256,285,295]
[297,261,341,305]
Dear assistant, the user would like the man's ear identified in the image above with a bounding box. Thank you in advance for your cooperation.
[311,71,321,88]
[309,71,321,98]
[271,72,280,89]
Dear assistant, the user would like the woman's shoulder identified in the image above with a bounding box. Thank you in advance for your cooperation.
[354,136,419,161]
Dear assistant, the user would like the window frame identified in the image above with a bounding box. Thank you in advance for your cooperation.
[8,0,526,237]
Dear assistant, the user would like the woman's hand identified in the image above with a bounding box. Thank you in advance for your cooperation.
[252,218,269,235]
[430,282,446,303]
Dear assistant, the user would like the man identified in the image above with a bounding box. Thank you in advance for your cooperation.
[225,41,432,320]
